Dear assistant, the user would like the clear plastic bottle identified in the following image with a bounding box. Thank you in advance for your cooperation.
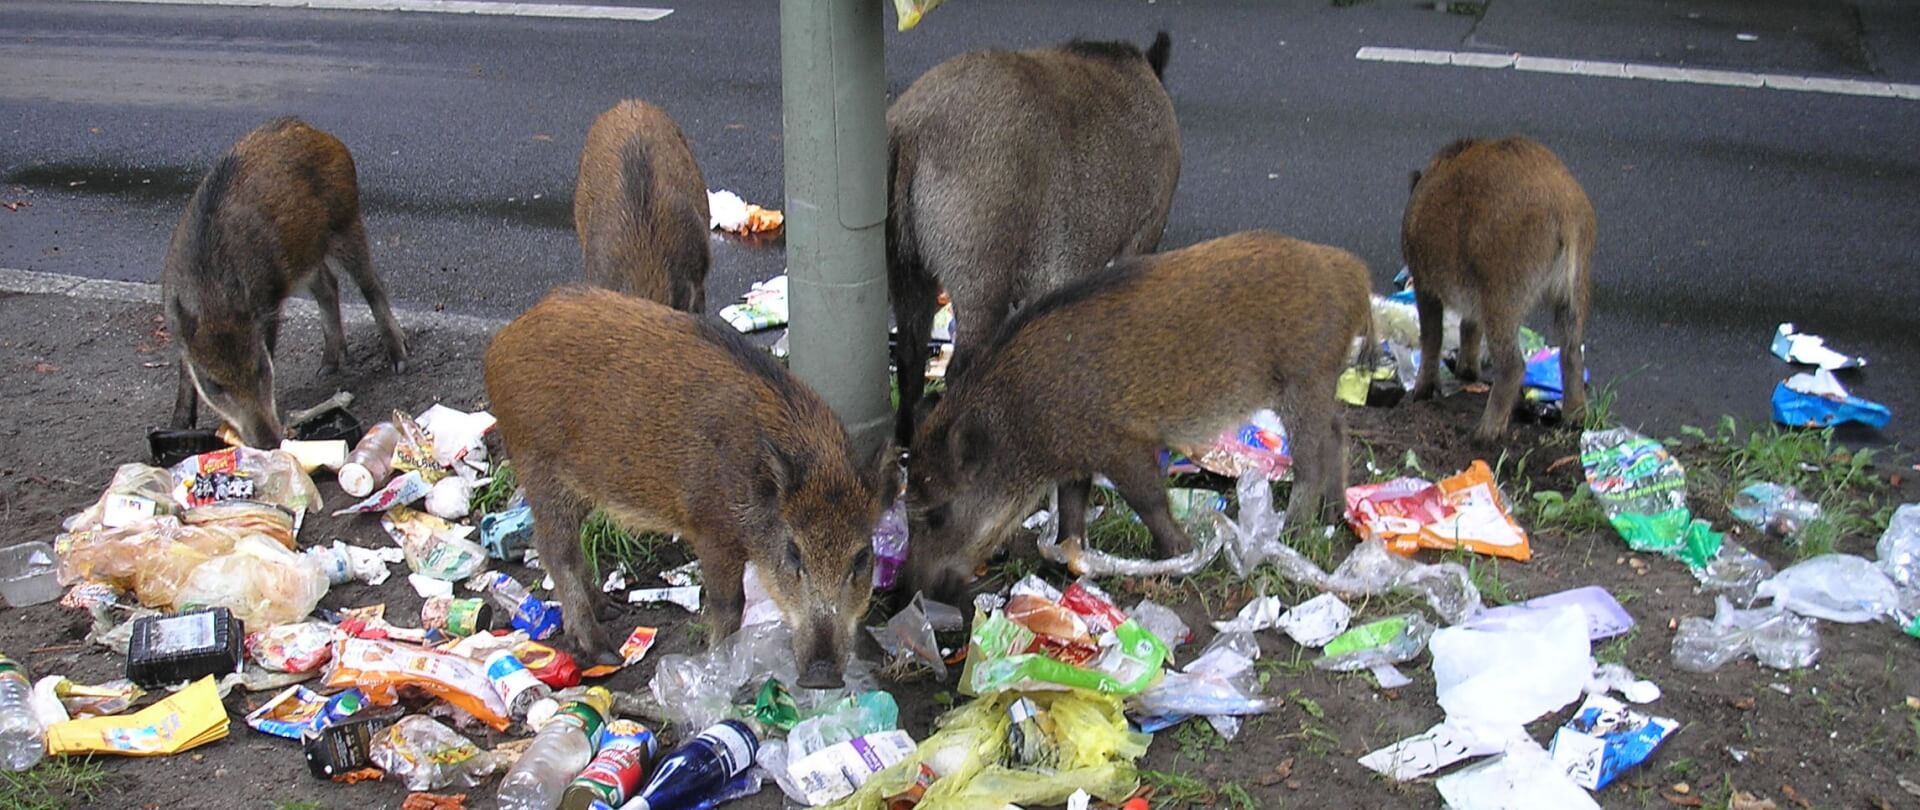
[497,687,613,810]
[0,655,46,772]
[622,720,757,810]
[479,572,562,639]
[338,422,402,498]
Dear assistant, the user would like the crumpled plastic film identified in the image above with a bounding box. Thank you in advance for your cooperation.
[1032,490,1223,578]
[1670,596,1819,672]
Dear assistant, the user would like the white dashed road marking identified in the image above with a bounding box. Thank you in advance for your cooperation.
[70,0,673,23]
[1355,46,1920,100]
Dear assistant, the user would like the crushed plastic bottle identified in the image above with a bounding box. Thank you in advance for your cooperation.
[1730,483,1822,543]
[497,687,612,810]
[1671,596,1819,672]
[1314,614,1435,672]
[477,571,563,640]
[0,655,45,771]
[1755,553,1901,623]
[1876,503,1920,589]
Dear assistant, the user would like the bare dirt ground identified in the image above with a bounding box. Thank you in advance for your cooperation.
[1,289,1915,810]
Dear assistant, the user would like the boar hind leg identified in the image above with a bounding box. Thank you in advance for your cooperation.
[1456,317,1484,383]
[1055,477,1094,546]
[1475,315,1525,444]
[1106,456,1193,558]
[327,220,409,373]
[1553,285,1589,427]
[1281,393,1335,525]
[308,262,348,374]
[889,268,940,447]
[522,467,616,662]
[1408,287,1447,402]
[171,355,199,429]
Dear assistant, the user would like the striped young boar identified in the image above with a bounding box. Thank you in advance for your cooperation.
[163,117,409,449]
[903,231,1372,601]
[1402,136,1595,442]
[887,32,1182,446]
[484,287,896,687]
[574,99,711,312]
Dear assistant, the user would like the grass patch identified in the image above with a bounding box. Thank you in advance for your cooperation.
[468,459,518,515]
[1169,717,1227,762]
[1219,782,1257,810]
[580,510,670,578]
[1087,488,1154,558]
[1595,627,1637,666]
[1677,416,1895,559]
[273,802,325,810]
[0,757,112,810]
[1529,486,1609,535]
[1141,770,1215,805]
[1582,379,1619,432]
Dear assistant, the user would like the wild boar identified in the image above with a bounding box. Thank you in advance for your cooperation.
[887,32,1181,446]
[163,117,408,449]
[903,231,1372,601]
[1401,135,1595,442]
[484,287,896,687]
[574,99,712,312]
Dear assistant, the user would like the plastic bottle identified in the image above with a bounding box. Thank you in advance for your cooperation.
[481,572,563,640]
[496,687,613,810]
[338,422,402,498]
[560,719,657,810]
[0,655,46,772]
[621,720,758,810]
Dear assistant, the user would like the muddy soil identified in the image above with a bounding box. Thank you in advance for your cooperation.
[0,290,1915,810]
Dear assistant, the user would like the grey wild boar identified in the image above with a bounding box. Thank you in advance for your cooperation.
[484,287,897,687]
[887,31,1182,446]
[1402,136,1595,442]
[575,99,711,312]
[903,231,1372,601]
[163,117,409,449]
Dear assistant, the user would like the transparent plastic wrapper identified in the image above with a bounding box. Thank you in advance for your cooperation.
[876,592,964,678]
[1435,742,1600,810]
[1211,595,1283,633]
[174,535,330,631]
[962,579,1167,696]
[871,496,909,590]
[649,621,876,731]
[385,507,489,581]
[1731,483,1822,544]
[1125,600,1189,652]
[1212,473,1290,577]
[1167,410,1292,482]
[57,517,219,603]
[820,690,1147,810]
[170,446,320,515]
[1874,503,1920,589]
[369,715,496,792]
[1032,490,1223,578]
[61,463,177,534]
[1325,540,1483,625]
[892,0,945,31]
[789,691,901,760]
[1133,632,1278,736]
[1754,553,1900,623]
[1670,596,1819,672]
[247,621,337,673]
[1278,593,1352,648]
[1432,606,1592,732]
[1314,613,1435,673]
[180,500,299,550]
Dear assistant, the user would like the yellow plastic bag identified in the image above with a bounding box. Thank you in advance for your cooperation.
[892,0,946,31]
[825,690,1147,810]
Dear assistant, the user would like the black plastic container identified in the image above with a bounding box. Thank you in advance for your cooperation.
[125,607,245,688]
[147,429,227,467]
[290,406,365,447]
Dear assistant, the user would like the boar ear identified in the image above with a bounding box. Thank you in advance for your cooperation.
[946,414,993,476]
[759,439,807,502]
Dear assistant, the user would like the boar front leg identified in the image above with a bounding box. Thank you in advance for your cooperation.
[171,355,199,429]
[1106,456,1193,558]
[521,466,615,664]
[1055,477,1093,547]
[695,533,747,649]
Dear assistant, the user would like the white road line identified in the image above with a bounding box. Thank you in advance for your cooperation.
[1356,46,1920,100]
[0,267,508,335]
[70,0,673,23]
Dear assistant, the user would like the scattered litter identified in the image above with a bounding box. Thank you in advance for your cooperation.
[787,729,916,805]
[369,715,496,792]
[720,274,789,332]
[1360,720,1504,781]
[1032,489,1223,578]
[629,586,702,613]
[243,684,365,739]
[479,504,534,562]
[1133,632,1280,739]
[1315,613,1434,675]
[409,572,455,599]
[385,508,489,582]
[1433,606,1592,733]
[873,591,963,678]
[126,607,245,687]
[1550,694,1679,790]
[1165,410,1292,482]
[893,0,946,31]
[323,638,513,730]
[1771,323,1865,370]
[1755,553,1900,623]
[579,626,659,679]
[1212,595,1284,633]
[1436,742,1601,810]
[963,575,1167,695]
[1126,600,1190,653]
[1477,586,1634,642]
[1671,596,1819,672]
[707,189,784,235]
[1582,427,1773,596]
[45,675,228,756]
[1877,503,1920,589]
[1773,369,1891,429]
[1277,593,1352,647]
[1731,483,1822,544]
[1344,460,1532,561]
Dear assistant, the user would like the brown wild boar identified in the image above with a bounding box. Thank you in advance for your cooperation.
[484,287,896,687]
[163,117,409,449]
[903,231,1372,601]
[888,31,1181,446]
[575,99,711,312]
[1401,136,1594,442]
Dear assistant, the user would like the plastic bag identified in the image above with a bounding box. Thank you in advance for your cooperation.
[892,0,945,31]
[1325,540,1484,625]
[1581,428,1773,595]
[1875,503,1920,589]
[962,580,1167,696]
[1670,596,1819,672]
[1032,489,1223,578]
[1344,461,1531,561]
[1730,483,1822,543]
[1213,473,1292,577]
[789,691,902,761]
[247,621,338,673]
[323,638,514,730]
[1754,553,1900,623]
[649,621,877,731]
[61,463,177,533]
[180,500,298,550]
[170,446,320,514]
[1431,606,1592,732]
[1435,741,1600,810]
[1132,632,1278,732]
[1277,593,1353,647]
[821,691,1147,810]
[1315,613,1435,673]
[384,507,488,581]
[877,592,964,678]
[369,715,496,792]
[1125,600,1189,652]
[174,535,329,630]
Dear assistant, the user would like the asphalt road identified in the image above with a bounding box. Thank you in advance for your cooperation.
[3,0,1917,448]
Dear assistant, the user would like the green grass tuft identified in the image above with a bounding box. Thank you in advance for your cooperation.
[0,756,112,810]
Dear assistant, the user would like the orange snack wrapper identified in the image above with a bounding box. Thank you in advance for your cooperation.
[322,638,512,730]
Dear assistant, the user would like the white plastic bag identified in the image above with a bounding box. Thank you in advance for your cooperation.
[1432,606,1592,731]
[1756,553,1900,623]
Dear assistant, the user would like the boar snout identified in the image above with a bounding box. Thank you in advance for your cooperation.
[793,615,847,690]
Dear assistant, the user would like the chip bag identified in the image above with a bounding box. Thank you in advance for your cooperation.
[1345,461,1530,561]
[322,638,512,730]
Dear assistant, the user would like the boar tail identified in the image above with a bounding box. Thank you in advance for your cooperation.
[887,136,920,274]
[1146,31,1172,82]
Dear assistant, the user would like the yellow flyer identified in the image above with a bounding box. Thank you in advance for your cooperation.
[46,676,230,757]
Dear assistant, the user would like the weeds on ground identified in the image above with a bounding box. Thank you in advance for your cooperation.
[1529,485,1609,535]
[1140,770,1216,806]
[1582,380,1619,432]
[1677,416,1895,559]
[580,510,669,578]
[1595,627,1637,665]
[272,802,325,810]
[468,459,518,515]
[1169,717,1227,762]
[0,757,111,810]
